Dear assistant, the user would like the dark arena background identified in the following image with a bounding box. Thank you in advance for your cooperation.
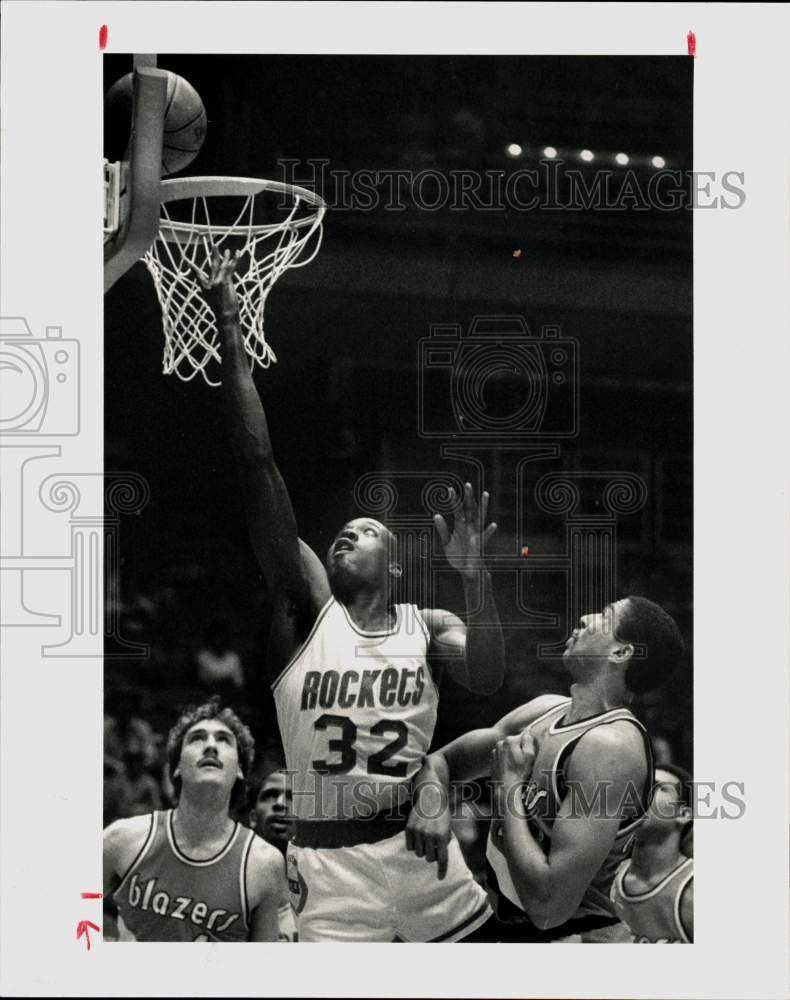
[103,55,692,829]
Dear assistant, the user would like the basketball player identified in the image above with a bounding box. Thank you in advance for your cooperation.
[103,699,284,941]
[250,769,298,941]
[610,765,694,942]
[408,596,683,942]
[194,251,504,941]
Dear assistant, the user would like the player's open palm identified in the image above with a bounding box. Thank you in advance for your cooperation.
[434,483,497,575]
[406,784,452,880]
[188,247,241,321]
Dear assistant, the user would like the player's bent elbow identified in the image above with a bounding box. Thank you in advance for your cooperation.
[517,879,575,931]
[524,898,576,932]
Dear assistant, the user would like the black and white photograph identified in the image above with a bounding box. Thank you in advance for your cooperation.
[1,4,788,998]
[102,51,695,944]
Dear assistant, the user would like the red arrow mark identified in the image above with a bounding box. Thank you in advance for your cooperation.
[77,920,101,951]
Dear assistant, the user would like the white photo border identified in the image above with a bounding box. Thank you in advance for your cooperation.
[1,2,788,997]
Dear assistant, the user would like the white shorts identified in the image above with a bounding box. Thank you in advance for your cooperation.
[286,831,491,942]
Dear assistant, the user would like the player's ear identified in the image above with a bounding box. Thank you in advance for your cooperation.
[610,642,634,664]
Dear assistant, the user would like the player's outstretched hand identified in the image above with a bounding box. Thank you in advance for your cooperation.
[406,782,451,880]
[433,483,497,576]
[186,247,241,324]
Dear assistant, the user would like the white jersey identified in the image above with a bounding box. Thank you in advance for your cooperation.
[272,598,439,820]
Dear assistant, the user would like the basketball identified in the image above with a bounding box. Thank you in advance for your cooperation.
[104,70,207,176]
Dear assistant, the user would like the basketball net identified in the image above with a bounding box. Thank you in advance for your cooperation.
[142,177,325,386]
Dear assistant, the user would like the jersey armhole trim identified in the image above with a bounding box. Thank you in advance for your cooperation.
[529,697,572,732]
[240,829,256,930]
[414,606,441,698]
[270,597,334,693]
[674,869,694,943]
[412,605,431,645]
[115,811,157,895]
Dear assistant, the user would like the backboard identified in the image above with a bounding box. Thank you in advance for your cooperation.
[103,54,168,293]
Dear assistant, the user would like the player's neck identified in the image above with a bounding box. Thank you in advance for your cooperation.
[173,796,234,847]
[566,678,626,722]
[341,590,395,631]
[629,835,684,885]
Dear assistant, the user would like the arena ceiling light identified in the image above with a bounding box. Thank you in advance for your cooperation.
[651,155,666,169]
[615,152,629,166]
[505,143,523,158]
[579,149,594,162]
[542,146,558,159]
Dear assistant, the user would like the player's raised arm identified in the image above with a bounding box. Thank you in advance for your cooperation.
[195,251,329,619]
[422,483,504,695]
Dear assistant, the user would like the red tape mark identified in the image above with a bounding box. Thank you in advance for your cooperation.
[76,920,101,951]
[687,31,696,57]
[81,892,103,899]
[99,24,108,50]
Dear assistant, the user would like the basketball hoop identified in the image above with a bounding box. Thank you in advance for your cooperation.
[142,176,326,385]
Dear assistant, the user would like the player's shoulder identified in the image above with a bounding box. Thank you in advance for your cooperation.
[418,606,465,635]
[104,811,155,846]
[103,812,156,871]
[496,693,570,737]
[570,717,649,782]
[578,715,645,754]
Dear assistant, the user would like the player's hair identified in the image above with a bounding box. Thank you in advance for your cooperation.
[656,763,693,812]
[615,596,684,695]
[166,696,255,810]
[249,766,292,807]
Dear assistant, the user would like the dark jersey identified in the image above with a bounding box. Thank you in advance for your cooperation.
[486,699,652,934]
[611,856,693,942]
[112,810,256,942]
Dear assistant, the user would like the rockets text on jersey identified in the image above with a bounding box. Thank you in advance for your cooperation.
[272,599,439,819]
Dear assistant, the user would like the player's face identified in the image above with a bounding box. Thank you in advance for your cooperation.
[562,599,630,678]
[326,518,395,591]
[636,768,689,841]
[250,772,295,849]
[176,718,242,797]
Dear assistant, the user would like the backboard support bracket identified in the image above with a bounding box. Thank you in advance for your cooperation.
[103,64,167,293]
